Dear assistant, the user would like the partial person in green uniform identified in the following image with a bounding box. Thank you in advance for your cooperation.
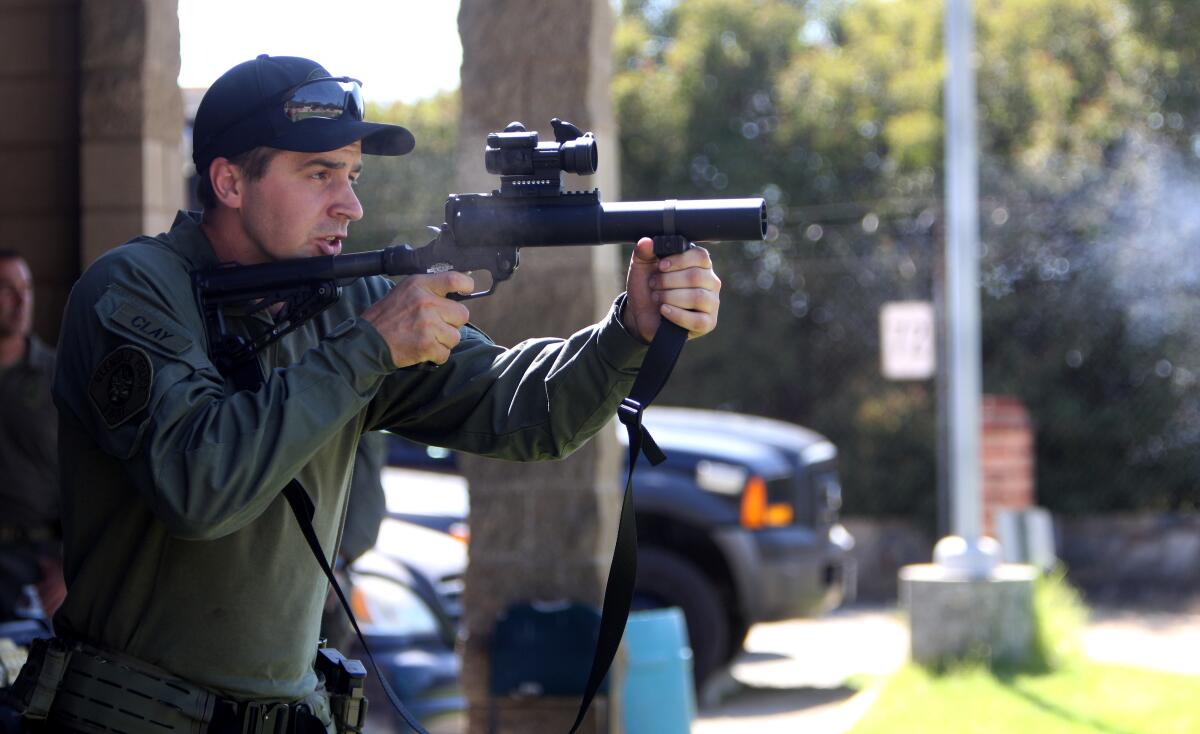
[318,432,387,652]
[11,55,721,733]
[336,433,389,570]
[0,251,64,623]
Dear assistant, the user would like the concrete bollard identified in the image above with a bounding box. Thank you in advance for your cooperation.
[900,563,1039,667]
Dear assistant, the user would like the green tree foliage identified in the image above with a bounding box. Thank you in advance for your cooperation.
[345,91,460,253]
[614,0,1200,520]
[1125,0,1200,154]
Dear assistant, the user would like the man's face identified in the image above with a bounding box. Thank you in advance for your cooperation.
[0,257,33,339]
[238,141,365,263]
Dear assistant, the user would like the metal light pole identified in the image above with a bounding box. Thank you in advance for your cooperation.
[902,1,1036,667]
[938,0,999,576]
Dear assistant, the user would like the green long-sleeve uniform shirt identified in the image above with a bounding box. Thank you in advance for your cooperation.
[52,211,646,701]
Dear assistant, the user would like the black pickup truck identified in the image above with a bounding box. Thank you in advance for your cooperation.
[380,407,855,687]
[626,408,855,684]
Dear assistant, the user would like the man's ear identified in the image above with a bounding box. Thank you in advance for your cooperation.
[208,157,244,209]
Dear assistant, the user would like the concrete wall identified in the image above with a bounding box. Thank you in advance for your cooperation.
[80,0,183,267]
[0,0,81,342]
[0,0,183,341]
[843,516,934,602]
[1058,513,1200,605]
[848,511,1200,605]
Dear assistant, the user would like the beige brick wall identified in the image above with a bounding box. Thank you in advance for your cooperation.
[0,0,81,342]
[0,0,184,341]
[80,0,183,267]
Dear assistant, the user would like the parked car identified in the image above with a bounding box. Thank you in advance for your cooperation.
[348,543,466,734]
[374,407,855,687]
[368,513,467,622]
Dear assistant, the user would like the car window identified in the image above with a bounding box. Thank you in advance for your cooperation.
[351,573,442,638]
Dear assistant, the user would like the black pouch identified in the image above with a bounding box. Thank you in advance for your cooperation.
[2,637,69,720]
[315,648,368,733]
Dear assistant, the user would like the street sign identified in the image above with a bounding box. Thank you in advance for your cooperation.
[880,301,936,380]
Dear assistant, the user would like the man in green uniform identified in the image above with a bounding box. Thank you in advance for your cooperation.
[0,252,63,624]
[17,55,720,732]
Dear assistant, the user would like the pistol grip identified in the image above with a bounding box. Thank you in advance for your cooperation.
[651,234,694,258]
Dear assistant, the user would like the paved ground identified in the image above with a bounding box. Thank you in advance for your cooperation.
[1082,606,1200,676]
[692,603,1200,734]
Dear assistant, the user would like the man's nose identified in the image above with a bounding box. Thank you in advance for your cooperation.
[331,179,364,222]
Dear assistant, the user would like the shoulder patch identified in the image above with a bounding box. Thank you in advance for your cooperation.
[89,345,154,429]
[109,302,190,355]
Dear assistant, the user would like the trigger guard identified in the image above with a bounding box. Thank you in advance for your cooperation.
[449,286,495,301]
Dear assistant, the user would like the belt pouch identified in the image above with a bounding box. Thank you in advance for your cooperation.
[5,637,70,719]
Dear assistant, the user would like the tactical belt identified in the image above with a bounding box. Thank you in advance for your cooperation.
[207,696,328,734]
[7,638,335,733]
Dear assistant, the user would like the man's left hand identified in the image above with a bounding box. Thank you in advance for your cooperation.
[623,237,721,344]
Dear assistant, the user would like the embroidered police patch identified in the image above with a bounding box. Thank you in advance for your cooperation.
[89,345,154,428]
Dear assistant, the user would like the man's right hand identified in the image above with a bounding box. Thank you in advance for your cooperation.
[362,272,474,368]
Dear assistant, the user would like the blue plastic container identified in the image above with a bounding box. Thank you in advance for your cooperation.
[621,608,697,734]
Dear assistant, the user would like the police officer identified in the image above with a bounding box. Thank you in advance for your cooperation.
[0,251,63,624]
[13,55,720,732]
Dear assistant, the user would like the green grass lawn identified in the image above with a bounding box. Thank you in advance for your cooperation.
[850,661,1200,734]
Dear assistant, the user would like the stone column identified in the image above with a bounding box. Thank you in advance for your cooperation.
[0,0,80,342]
[79,0,183,267]
[455,2,623,733]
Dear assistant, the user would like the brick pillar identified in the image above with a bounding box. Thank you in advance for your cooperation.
[981,395,1035,537]
[455,2,623,733]
[79,0,183,267]
[0,0,81,343]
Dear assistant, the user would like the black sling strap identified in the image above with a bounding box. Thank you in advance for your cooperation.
[279,480,431,733]
[568,235,693,733]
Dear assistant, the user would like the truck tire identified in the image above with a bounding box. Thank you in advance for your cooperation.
[633,547,729,688]
[724,620,751,666]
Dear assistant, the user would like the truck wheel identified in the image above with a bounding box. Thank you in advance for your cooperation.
[723,620,751,665]
[633,547,729,688]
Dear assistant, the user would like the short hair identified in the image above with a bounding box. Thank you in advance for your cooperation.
[195,146,282,210]
[0,249,25,263]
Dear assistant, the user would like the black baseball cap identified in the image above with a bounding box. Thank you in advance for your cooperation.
[192,54,415,176]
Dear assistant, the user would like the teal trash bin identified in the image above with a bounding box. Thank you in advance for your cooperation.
[621,608,697,734]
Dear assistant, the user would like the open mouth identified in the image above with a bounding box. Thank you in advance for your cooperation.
[318,236,343,255]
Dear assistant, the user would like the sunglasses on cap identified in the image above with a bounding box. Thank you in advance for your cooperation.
[280,75,365,122]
